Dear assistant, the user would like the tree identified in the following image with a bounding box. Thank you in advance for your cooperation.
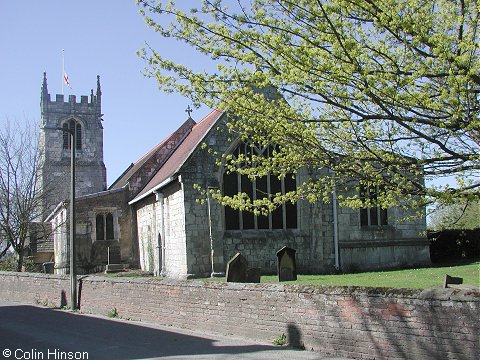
[0,119,46,271]
[137,0,479,212]
[428,200,480,230]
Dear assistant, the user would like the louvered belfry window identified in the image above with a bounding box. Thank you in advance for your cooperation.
[62,119,82,150]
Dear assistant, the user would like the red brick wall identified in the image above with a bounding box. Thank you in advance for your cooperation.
[1,271,478,360]
[0,272,70,307]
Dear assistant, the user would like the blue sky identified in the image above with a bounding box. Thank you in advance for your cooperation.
[0,1,211,186]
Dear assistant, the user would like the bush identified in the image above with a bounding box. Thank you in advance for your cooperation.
[0,255,41,272]
[0,256,16,271]
[429,228,480,263]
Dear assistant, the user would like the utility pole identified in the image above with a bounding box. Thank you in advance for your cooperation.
[69,125,76,310]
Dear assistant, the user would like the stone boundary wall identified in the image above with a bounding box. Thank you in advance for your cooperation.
[0,271,478,360]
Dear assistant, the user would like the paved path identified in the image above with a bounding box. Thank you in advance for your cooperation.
[0,303,351,360]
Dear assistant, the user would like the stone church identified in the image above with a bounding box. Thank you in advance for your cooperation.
[38,72,107,216]
[38,74,430,278]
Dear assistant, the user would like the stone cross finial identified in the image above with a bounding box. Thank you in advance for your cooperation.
[185,105,193,118]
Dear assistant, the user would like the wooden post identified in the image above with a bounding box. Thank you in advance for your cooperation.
[444,274,463,288]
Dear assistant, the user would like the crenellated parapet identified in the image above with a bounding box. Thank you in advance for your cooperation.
[41,72,102,124]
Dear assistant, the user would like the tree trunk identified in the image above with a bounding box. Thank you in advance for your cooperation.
[16,251,24,272]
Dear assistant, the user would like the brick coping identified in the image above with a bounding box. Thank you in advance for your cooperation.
[1,271,478,301]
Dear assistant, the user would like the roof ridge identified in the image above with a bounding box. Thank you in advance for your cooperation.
[109,117,196,191]
[129,109,225,204]
[132,119,195,197]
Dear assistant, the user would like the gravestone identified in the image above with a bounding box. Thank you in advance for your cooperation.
[105,245,124,274]
[226,253,248,283]
[276,246,297,281]
[42,262,54,274]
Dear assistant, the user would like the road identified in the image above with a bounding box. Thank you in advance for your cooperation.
[0,303,350,360]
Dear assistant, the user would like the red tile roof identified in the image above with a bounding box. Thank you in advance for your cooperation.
[129,109,224,204]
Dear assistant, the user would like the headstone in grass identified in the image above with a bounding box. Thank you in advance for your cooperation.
[277,246,297,282]
[226,253,248,283]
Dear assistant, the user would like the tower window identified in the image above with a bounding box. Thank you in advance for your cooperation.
[223,142,297,230]
[76,123,82,150]
[62,120,82,150]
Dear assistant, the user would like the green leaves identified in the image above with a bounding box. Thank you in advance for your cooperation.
[137,0,480,209]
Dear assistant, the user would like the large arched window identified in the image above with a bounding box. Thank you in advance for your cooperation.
[223,142,297,230]
[62,119,82,150]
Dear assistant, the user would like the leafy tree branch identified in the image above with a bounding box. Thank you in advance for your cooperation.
[137,0,479,210]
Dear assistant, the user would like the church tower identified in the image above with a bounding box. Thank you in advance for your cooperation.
[38,72,107,218]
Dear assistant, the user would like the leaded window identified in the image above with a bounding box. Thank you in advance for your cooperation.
[360,186,388,226]
[223,142,297,230]
[96,213,114,240]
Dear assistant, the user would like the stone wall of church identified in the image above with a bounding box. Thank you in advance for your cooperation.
[163,181,188,277]
[52,207,69,274]
[136,196,157,273]
[178,119,334,276]
[177,118,351,275]
[214,202,336,274]
[135,113,429,278]
[135,181,188,278]
[75,188,136,272]
[179,123,229,277]
[178,115,429,277]
[51,187,136,275]
[336,196,429,272]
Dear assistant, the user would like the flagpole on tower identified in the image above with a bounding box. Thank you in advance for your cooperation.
[62,49,71,94]
[62,49,65,95]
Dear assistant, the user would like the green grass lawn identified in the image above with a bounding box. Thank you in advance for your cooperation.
[205,262,480,289]
[267,262,479,289]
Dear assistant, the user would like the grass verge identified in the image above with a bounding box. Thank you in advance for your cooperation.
[201,261,480,289]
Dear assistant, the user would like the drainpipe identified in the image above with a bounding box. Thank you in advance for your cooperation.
[152,199,158,276]
[206,190,214,276]
[155,192,166,276]
[332,184,340,271]
[206,188,218,277]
